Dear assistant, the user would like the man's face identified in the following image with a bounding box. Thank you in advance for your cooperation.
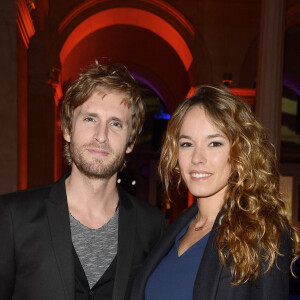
[64,91,134,179]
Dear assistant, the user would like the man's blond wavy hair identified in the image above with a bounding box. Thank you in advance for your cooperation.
[61,61,145,165]
[159,84,299,284]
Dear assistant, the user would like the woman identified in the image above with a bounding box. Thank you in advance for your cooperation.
[131,85,299,300]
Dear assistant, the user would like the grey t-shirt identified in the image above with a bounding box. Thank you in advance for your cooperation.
[69,208,119,288]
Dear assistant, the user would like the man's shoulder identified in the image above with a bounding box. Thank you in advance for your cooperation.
[0,182,54,206]
[128,194,162,215]
[118,185,163,217]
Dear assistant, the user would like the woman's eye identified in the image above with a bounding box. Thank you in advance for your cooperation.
[180,142,192,147]
[210,141,222,147]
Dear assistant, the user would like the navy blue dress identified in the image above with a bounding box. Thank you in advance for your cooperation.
[145,220,210,300]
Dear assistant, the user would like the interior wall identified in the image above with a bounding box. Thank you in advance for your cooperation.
[164,0,261,87]
[0,1,18,194]
[0,0,297,199]
[17,27,28,191]
[60,25,190,113]
[27,0,55,188]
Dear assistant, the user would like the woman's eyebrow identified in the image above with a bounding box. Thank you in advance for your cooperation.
[178,134,191,140]
[207,133,226,139]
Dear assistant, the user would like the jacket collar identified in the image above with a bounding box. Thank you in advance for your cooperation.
[112,185,137,300]
[45,174,75,300]
[192,210,223,300]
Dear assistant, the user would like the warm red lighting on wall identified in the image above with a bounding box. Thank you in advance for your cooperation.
[186,86,197,98]
[16,0,35,49]
[142,0,195,37]
[229,88,256,106]
[222,79,233,86]
[59,0,195,38]
[188,191,194,207]
[59,8,193,71]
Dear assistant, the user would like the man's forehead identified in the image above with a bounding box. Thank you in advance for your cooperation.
[95,88,130,100]
[74,91,133,117]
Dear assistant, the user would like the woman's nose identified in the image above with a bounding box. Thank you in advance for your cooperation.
[191,146,207,165]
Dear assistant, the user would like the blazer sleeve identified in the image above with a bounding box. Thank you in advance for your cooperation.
[251,230,292,300]
[215,229,292,300]
[0,196,16,299]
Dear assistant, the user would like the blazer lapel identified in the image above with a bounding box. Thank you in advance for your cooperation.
[45,175,75,300]
[193,212,223,300]
[112,186,137,300]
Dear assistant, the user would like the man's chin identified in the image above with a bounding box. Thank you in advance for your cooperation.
[76,161,123,179]
[78,168,112,179]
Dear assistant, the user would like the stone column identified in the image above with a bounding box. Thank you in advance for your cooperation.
[255,0,286,154]
[17,0,36,190]
[27,0,55,188]
[0,2,18,193]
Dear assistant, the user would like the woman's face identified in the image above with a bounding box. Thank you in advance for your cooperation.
[178,106,231,204]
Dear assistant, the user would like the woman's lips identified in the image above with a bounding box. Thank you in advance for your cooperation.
[190,170,212,180]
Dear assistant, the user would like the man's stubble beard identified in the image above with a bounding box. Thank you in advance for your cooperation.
[70,142,126,179]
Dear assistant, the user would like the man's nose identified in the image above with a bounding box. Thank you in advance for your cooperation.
[94,123,108,143]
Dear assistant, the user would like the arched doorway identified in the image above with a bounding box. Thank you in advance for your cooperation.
[50,2,198,210]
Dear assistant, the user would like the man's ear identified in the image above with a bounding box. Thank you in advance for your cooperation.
[63,128,71,143]
[126,142,134,154]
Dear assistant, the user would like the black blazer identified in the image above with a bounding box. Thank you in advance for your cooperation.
[0,174,165,300]
[131,202,292,300]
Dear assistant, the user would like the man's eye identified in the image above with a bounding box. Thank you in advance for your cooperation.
[84,117,95,122]
[112,121,122,128]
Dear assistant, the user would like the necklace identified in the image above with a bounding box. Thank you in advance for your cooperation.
[194,215,213,231]
[194,223,212,231]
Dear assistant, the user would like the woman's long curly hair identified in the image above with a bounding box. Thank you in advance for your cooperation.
[159,85,299,284]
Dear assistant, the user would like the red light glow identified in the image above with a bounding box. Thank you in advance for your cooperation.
[188,191,194,207]
[186,86,197,98]
[230,88,256,106]
[59,8,193,71]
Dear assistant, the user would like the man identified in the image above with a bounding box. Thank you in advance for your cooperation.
[0,62,165,300]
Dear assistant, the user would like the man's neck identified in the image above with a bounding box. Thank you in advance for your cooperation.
[65,168,119,229]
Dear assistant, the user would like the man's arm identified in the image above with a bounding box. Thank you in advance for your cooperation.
[0,196,16,299]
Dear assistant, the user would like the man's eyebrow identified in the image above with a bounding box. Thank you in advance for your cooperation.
[80,111,98,117]
[111,116,127,123]
[80,111,129,125]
